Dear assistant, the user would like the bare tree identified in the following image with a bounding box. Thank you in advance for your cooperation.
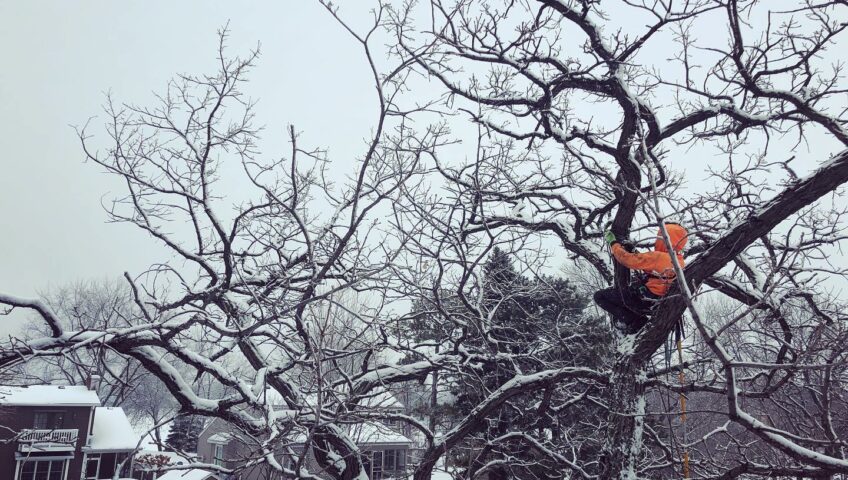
[385,0,848,478]
[0,12,445,479]
[1,1,847,480]
[124,373,178,451]
[15,280,153,403]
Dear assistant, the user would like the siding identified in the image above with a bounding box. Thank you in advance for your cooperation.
[197,418,411,480]
[0,404,94,480]
[198,418,278,480]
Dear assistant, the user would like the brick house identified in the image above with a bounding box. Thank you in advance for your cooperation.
[0,384,139,480]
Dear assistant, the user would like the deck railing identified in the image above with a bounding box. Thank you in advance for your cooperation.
[18,428,79,444]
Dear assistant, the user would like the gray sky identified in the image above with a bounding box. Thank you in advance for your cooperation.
[1,1,844,337]
[0,1,383,335]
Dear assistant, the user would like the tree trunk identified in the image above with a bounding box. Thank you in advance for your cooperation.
[429,345,439,440]
[599,357,647,480]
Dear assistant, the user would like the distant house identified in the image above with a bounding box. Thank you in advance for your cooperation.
[196,390,413,479]
[155,469,221,480]
[0,383,139,480]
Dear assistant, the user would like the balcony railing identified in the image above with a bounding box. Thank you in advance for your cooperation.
[18,428,79,444]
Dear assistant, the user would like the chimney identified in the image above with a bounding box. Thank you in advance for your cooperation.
[86,374,101,391]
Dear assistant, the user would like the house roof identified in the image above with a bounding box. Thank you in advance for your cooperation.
[0,385,100,406]
[156,469,221,480]
[261,388,404,410]
[282,421,412,446]
[347,422,412,445]
[207,432,237,444]
[358,390,404,410]
[86,407,139,452]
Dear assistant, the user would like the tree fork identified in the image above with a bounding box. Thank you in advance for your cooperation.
[599,148,848,479]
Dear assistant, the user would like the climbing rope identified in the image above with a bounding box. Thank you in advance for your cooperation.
[677,335,689,479]
[632,115,691,478]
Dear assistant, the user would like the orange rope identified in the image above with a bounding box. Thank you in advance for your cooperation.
[677,338,689,479]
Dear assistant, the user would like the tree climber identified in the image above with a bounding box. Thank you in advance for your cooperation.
[594,223,688,333]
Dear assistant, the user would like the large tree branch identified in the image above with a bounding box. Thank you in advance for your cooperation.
[634,147,848,361]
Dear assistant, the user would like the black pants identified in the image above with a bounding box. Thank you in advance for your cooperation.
[594,285,658,332]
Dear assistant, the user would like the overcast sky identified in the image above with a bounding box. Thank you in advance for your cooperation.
[1,2,844,338]
[0,1,388,335]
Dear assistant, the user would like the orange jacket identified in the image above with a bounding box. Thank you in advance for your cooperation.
[611,224,688,297]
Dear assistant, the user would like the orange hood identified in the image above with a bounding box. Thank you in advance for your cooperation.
[654,223,688,253]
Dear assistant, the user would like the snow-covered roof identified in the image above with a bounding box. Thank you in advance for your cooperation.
[0,385,101,406]
[207,432,237,444]
[279,420,411,446]
[261,388,404,410]
[360,390,404,409]
[85,407,139,452]
[156,469,220,480]
[347,422,412,445]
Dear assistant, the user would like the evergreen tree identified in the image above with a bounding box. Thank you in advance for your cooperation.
[166,413,203,452]
[407,247,610,479]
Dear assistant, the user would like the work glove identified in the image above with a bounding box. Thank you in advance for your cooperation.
[604,230,616,246]
[619,239,635,252]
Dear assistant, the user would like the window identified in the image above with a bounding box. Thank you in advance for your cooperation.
[384,449,396,470]
[213,443,225,466]
[33,411,65,429]
[17,460,66,480]
[360,450,406,479]
[84,454,100,480]
[382,450,405,471]
[371,451,383,480]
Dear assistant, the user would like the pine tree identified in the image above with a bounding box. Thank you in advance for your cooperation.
[166,413,203,452]
[407,247,610,479]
